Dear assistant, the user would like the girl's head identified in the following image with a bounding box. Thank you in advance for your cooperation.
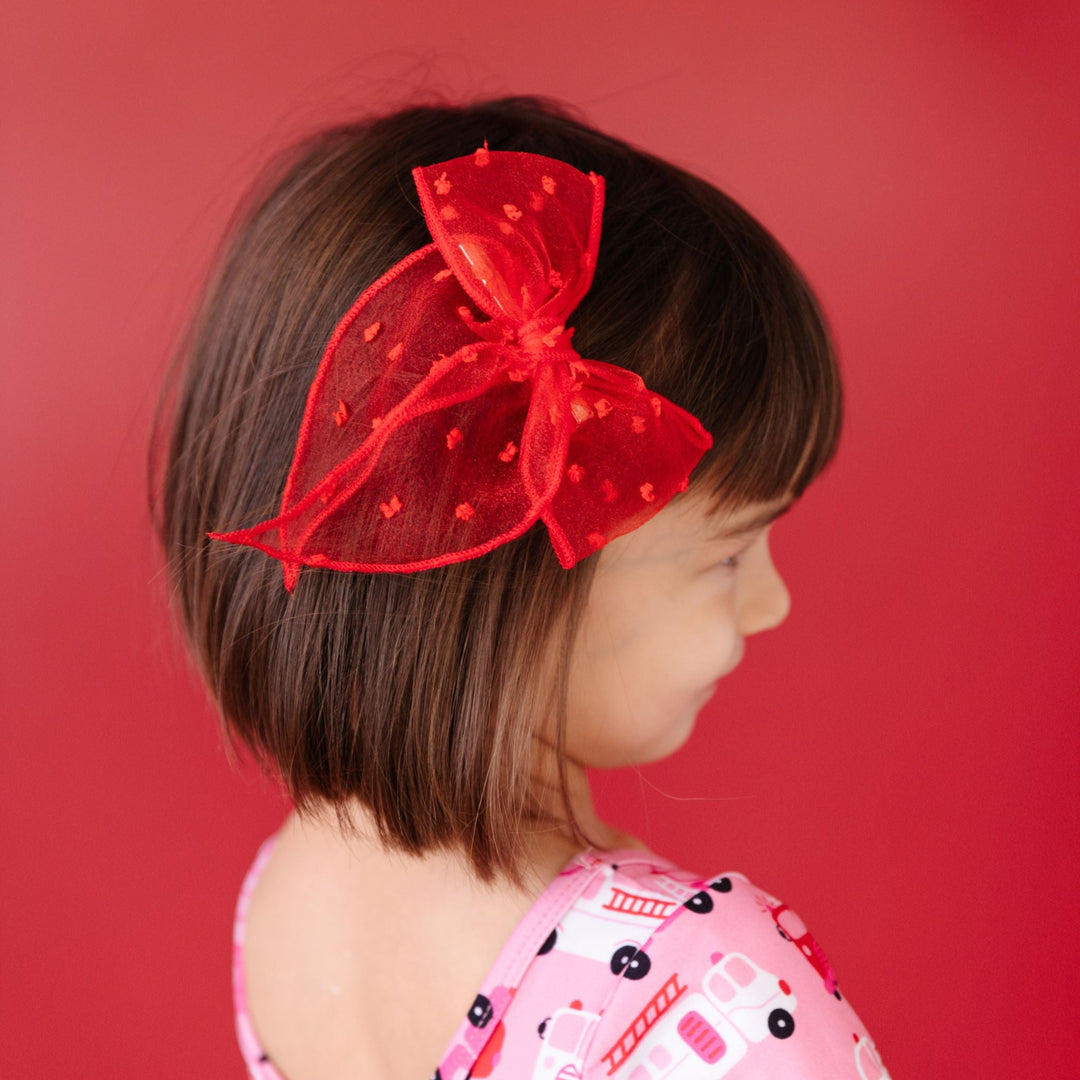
[151,93,841,885]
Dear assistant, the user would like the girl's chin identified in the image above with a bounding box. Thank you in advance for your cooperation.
[599,721,698,769]
[696,678,722,704]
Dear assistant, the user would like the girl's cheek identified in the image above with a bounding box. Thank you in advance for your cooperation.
[675,615,735,674]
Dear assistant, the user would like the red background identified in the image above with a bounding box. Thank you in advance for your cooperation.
[3,2,1078,1077]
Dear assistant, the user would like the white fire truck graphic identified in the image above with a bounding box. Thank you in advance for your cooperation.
[544,864,684,980]
[532,1002,603,1080]
[599,951,797,1077]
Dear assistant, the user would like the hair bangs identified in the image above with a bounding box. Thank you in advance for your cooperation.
[637,194,843,514]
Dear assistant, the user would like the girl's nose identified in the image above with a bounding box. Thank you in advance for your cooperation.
[739,540,791,636]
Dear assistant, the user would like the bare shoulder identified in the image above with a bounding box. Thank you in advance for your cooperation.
[240,812,556,1080]
[242,815,372,1080]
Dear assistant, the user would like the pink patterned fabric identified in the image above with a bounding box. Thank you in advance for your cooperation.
[233,831,891,1079]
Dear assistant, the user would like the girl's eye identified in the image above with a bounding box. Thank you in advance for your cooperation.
[717,538,756,571]
[714,529,768,572]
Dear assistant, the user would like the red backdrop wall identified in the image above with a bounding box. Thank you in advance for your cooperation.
[3,2,1078,1077]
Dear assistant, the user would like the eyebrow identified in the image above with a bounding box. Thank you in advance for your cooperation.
[705,499,795,540]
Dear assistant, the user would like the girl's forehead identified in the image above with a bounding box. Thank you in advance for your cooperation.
[668,489,794,539]
[599,490,793,570]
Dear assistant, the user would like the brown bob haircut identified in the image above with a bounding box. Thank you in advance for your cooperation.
[150,94,842,886]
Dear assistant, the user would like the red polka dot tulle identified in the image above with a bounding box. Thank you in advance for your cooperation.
[208,145,713,591]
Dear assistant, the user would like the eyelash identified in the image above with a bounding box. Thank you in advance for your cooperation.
[716,535,759,571]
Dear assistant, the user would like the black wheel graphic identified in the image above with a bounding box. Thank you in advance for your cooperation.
[538,1017,550,1037]
[468,993,494,1028]
[610,945,651,980]
[709,877,733,893]
[777,924,791,942]
[834,986,843,1001]
[538,927,557,955]
[768,1008,795,1039]
[684,890,714,914]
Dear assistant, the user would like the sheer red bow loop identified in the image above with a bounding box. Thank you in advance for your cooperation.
[208,145,714,591]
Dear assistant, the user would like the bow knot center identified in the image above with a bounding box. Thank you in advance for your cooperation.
[514,315,574,354]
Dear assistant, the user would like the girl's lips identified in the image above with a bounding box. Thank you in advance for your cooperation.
[701,639,746,699]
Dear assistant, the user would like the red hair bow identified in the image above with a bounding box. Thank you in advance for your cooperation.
[209,145,713,591]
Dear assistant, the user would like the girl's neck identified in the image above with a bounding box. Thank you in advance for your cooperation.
[531,753,643,853]
[283,758,643,896]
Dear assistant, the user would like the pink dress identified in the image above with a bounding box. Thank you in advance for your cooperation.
[233,831,891,1080]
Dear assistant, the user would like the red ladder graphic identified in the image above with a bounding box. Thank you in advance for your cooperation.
[603,887,678,919]
[601,972,688,1074]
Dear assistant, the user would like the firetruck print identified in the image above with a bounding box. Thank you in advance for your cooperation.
[531,1001,603,1080]
[599,951,796,1078]
[543,865,729,981]
[438,986,514,1079]
[755,891,841,999]
[853,1033,891,1080]
[544,864,678,980]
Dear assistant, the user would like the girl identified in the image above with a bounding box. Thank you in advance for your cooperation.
[151,94,889,1080]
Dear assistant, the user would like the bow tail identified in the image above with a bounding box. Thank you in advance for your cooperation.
[211,347,571,589]
[207,418,398,590]
[540,358,714,568]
